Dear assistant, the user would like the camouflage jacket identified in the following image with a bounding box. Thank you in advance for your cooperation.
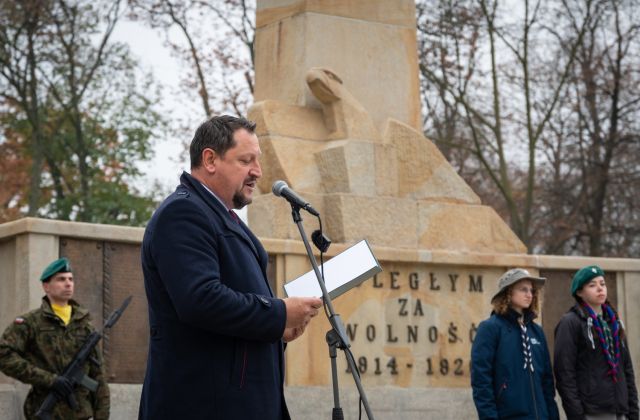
[0,297,110,420]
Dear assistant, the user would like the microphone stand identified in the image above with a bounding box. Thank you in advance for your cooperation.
[288,204,375,420]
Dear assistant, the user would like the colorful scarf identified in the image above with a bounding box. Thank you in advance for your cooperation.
[581,302,621,382]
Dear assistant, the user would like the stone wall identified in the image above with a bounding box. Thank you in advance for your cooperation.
[0,218,638,418]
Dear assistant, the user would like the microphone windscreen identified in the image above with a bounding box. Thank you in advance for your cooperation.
[272,180,288,196]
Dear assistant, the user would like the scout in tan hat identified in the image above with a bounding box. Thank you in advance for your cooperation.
[471,268,558,419]
[491,268,546,305]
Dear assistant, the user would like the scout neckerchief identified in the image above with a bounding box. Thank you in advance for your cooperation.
[518,316,534,372]
[581,302,621,382]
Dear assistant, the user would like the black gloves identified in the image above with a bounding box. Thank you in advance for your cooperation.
[51,376,74,398]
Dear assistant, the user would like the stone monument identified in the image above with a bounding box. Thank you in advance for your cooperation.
[245,2,640,418]
[249,0,524,254]
[248,0,525,395]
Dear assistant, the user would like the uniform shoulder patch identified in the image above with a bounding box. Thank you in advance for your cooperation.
[14,317,25,324]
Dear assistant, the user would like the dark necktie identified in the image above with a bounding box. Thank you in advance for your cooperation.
[229,210,240,224]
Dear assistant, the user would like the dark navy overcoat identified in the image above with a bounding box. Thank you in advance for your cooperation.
[138,171,289,420]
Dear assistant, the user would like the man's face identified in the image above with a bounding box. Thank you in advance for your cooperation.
[43,272,74,305]
[211,128,262,209]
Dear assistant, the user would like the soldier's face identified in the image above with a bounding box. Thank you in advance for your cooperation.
[43,272,74,305]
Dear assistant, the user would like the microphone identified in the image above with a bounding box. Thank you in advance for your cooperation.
[272,180,320,216]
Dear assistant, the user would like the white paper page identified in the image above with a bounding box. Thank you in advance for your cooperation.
[284,240,381,299]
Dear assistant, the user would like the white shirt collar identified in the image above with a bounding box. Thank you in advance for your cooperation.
[198,181,230,211]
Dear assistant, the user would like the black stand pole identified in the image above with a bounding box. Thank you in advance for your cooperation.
[327,330,343,420]
[289,206,375,420]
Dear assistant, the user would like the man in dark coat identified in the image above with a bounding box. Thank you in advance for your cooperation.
[138,115,323,420]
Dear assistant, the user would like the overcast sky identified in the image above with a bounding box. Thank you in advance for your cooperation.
[111,20,189,194]
[111,19,250,219]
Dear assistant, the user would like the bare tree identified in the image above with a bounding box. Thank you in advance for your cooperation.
[418,0,640,257]
[129,0,256,118]
[540,0,640,256]
[417,0,593,251]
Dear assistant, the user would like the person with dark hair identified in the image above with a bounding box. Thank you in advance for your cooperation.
[0,257,110,419]
[138,115,323,420]
[471,268,559,420]
[554,265,639,420]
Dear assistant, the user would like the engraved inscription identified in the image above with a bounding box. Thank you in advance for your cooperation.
[334,265,501,388]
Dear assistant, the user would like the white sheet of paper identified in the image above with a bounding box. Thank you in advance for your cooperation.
[283,239,381,299]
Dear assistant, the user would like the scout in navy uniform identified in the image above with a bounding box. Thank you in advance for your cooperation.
[471,268,560,420]
[0,258,110,420]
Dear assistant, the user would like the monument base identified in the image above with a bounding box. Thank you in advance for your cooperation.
[0,384,482,420]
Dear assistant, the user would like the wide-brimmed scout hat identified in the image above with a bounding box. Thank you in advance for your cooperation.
[39,257,72,282]
[570,265,605,297]
[491,268,546,303]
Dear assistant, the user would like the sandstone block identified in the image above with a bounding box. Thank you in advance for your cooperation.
[256,0,417,29]
[418,202,526,253]
[254,12,421,132]
[315,141,375,195]
[383,119,480,204]
[249,100,327,140]
[323,195,418,248]
[254,135,327,194]
[248,193,326,241]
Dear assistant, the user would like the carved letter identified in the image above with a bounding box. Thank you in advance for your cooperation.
[373,274,383,288]
[387,324,398,343]
[390,272,400,289]
[469,323,478,343]
[448,322,460,343]
[469,275,483,292]
[346,324,358,341]
[409,272,419,290]
[366,325,376,342]
[428,326,438,343]
[449,274,459,292]
[430,273,441,290]
[407,325,418,343]
[398,298,408,316]
[413,298,424,317]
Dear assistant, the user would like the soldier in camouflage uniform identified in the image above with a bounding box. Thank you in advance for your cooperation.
[0,258,110,420]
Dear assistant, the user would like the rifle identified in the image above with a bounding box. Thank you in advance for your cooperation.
[35,296,132,420]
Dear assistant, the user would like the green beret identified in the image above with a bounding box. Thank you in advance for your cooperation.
[570,265,604,296]
[40,257,72,282]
